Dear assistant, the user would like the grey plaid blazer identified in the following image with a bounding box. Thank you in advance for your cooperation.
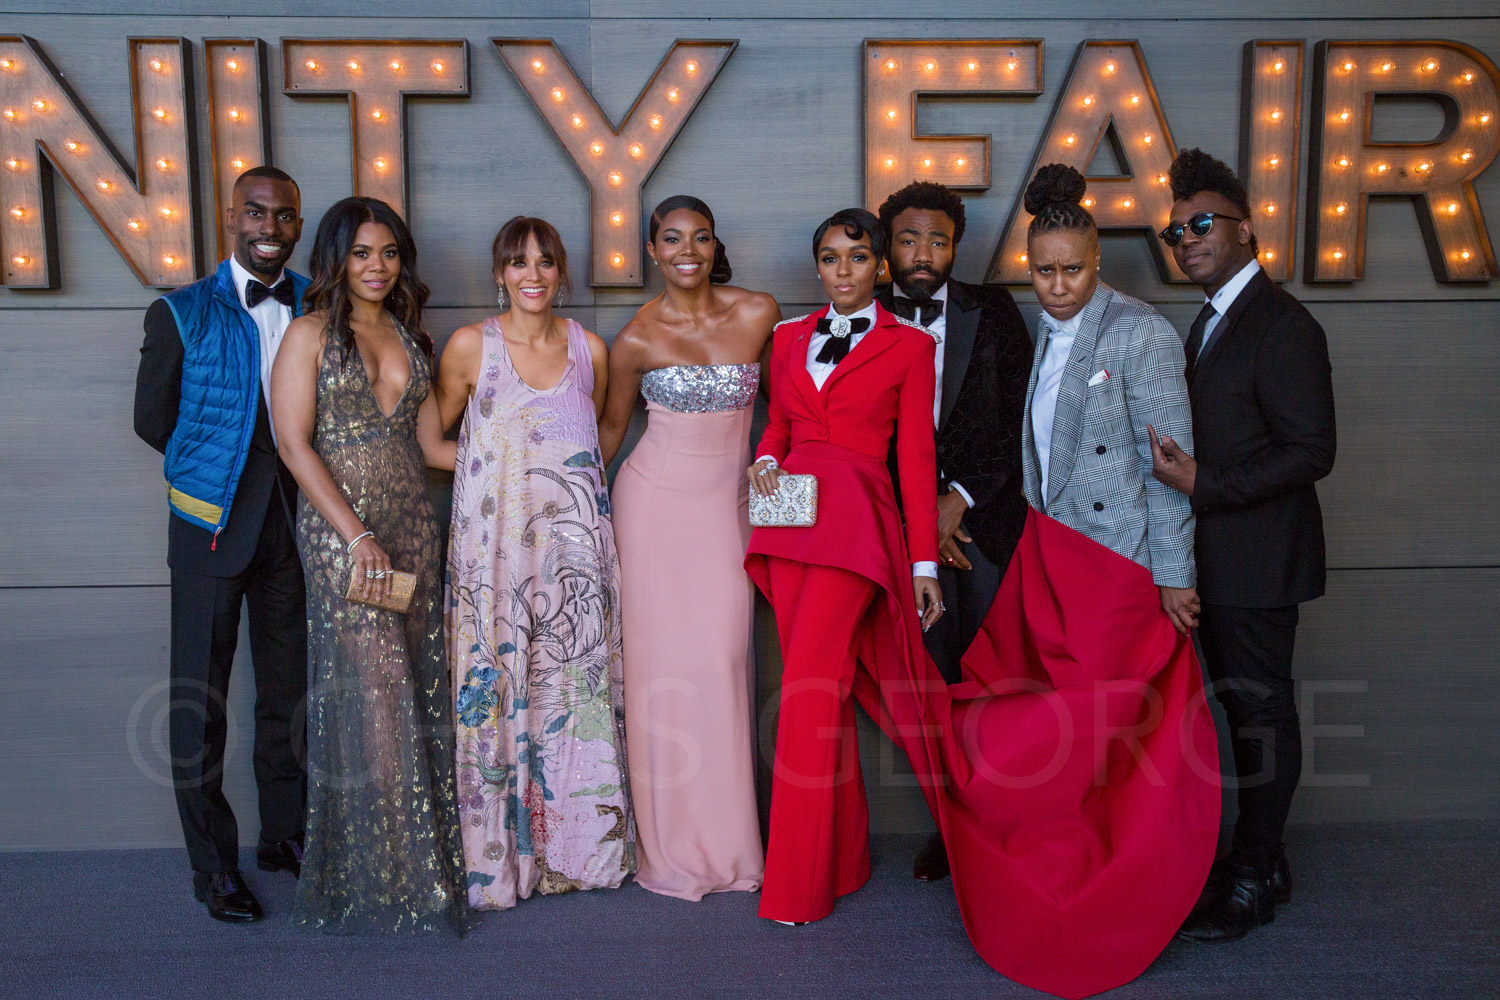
[1022,283,1196,588]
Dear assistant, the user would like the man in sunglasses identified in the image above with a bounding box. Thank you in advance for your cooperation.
[1149,148,1336,943]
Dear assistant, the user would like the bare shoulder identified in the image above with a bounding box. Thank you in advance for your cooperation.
[578,325,610,365]
[282,311,327,352]
[726,286,781,325]
[442,321,485,360]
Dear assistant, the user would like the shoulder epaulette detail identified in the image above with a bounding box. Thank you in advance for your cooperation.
[890,313,942,343]
[774,312,815,331]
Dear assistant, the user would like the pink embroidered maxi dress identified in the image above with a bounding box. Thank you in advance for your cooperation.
[447,316,634,910]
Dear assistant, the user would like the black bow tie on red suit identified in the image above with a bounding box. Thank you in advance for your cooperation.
[889,297,942,327]
[814,314,871,365]
[245,278,294,309]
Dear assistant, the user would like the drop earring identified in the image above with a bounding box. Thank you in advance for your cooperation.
[496,284,509,310]
[553,288,566,308]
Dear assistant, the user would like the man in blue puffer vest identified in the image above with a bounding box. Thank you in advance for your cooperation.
[134,167,308,923]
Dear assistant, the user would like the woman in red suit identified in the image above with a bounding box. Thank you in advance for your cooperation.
[745,208,944,925]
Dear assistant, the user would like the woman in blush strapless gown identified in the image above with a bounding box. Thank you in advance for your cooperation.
[600,196,781,901]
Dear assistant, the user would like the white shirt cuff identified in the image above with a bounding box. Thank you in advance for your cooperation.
[755,455,778,467]
[947,481,974,509]
[912,561,938,579]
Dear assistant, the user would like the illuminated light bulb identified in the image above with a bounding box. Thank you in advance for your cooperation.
[1017,252,1028,263]
[589,141,604,156]
[1120,198,1134,209]
[155,157,171,172]
[1267,156,1281,168]
[1103,60,1117,75]
[1064,134,1077,147]
[305,59,319,71]
[531,58,544,72]
[1460,249,1473,261]
[628,143,643,158]
[228,108,244,121]
[372,157,387,172]
[1082,197,1095,208]
[1263,250,1276,261]
[1129,94,1141,106]
[1422,59,1439,73]
[370,108,384,121]
[923,60,936,73]
[431,60,445,73]
[3,106,19,119]
[1264,202,1277,215]
[9,206,23,218]
[11,255,28,266]
[1143,134,1154,145]
[610,253,625,267]
[884,156,895,169]
[608,171,623,185]
[609,212,624,226]
[63,140,80,152]
[96,179,112,191]
[225,59,240,73]
[347,59,360,72]
[1334,202,1348,215]
[1480,113,1493,125]
[1416,160,1432,173]
[1341,60,1355,72]
[966,60,978,72]
[1331,249,1345,260]
[1335,156,1351,168]
[551,87,565,102]
[159,206,174,218]
[954,157,966,168]
[1374,162,1390,174]
[0,59,13,71]
[1156,174,1168,185]
[230,157,245,170]
[884,59,897,72]
[127,218,143,231]
[920,156,934,169]
[1269,109,1283,122]
[648,114,663,129]
[31,99,47,112]
[3,158,19,170]
[1338,108,1352,122]
[389,59,402,72]
[666,87,680,103]
[1006,59,1018,72]
[1460,149,1474,162]
[149,58,164,73]
[152,107,168,121]
[1446,202,1460,214]
[1462,71,1475,83]
[162,254,177,266]
[885,108,899,121]
[570,114,584,129]
[1271,59,1285,73]
[1082,95,1094,107]
[685,60,699,75]
[1379,61,1393,72]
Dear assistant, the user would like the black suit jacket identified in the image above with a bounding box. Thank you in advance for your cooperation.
[134,298,297,578]
[1188,269,1336,607]
[877,279,1032,569]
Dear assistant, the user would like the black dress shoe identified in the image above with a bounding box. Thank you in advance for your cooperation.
[256,837,304,877]
[192,869,264,923]
[1189,847,1292,918]
[1177,863,1276,943]
[913,831,951,881]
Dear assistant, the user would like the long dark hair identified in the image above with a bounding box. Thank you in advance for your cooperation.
[302,196,432,361]
[649,195,732,284]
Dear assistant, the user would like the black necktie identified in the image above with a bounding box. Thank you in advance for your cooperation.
[890,297,942,327]
[813,316,871,365]
[245,278,294,309]
[1183,301,1217,374]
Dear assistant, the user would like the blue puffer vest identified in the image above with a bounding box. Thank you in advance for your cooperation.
[158,258,310,534]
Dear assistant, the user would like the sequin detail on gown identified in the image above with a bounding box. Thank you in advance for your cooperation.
[639,363,759,413]
[290,323,471,935]
[448,316,634,910]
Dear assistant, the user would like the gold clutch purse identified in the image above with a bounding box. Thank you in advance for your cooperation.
[344,568,417,614]
[749,473,819,527]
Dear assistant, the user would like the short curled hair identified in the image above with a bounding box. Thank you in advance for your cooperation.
[1024,163,1096,238]
[876,181,966,247]
[812,207,886,261]
[1168,148,1257,253]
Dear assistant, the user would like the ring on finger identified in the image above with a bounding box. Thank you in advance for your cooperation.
[365,570,376,578]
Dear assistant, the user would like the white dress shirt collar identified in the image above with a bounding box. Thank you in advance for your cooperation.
[1038,306,1085,341]
[228,253,287,309]
[1207,259,1262,316]
[825,299,880,324]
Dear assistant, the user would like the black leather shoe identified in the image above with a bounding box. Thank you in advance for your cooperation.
[1177,863,1276,943]
[193,869,264,923]
[1190,847,1292,918]
[256,837,304,877]
[913,831,950,881]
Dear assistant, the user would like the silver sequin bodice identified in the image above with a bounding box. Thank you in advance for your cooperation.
[639,364,759,413]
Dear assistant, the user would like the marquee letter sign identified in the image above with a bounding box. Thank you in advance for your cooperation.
[282,38,470,219]
[1240,40,1305,282]
[862,39,1043,212]
[206,39,271,259]
[0,35,200,288]
[1307,40,1500,282]
[990,41,1184,283]
[496,37,736,287]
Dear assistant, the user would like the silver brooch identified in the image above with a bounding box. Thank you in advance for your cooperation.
[828,313,852,338]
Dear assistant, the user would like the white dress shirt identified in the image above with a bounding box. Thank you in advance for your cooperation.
[1031,308,1085,500]
[892,282,975,511]
[763,301,937,580]
[229,254,294,442]
[1198,259,1262,356]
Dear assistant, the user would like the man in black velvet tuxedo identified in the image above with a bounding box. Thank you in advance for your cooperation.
[876,181,1033,881]
[133,167,309,922]
[1150,149,1336,943]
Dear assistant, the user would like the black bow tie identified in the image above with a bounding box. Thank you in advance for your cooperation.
[245,278,294,309]
[890,297,942,327]
[814,315,871,365]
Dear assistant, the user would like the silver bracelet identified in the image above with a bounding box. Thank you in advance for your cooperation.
[346,530,374,554]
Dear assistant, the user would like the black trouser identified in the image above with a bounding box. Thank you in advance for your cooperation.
[923,535,1004,684]
[168,503,307,876]
[1197,602,1301,875]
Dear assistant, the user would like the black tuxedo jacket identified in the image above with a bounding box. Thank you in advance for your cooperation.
[878,279,1032,569]
[134,298,298,578]
[1187,269,1336,607]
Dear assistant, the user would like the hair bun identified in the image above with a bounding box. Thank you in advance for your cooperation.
[1024,164,1088,216]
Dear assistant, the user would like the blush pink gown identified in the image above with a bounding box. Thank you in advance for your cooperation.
[612,364,765,900]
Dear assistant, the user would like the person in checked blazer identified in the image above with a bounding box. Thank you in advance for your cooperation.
[1019,164,1200,627]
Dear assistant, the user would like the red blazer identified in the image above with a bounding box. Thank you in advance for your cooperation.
[756,304,939,565]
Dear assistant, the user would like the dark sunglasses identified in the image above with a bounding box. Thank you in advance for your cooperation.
[1157,212,1245,248]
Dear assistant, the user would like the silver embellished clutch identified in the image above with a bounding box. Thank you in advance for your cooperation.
[749,473,818,527]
